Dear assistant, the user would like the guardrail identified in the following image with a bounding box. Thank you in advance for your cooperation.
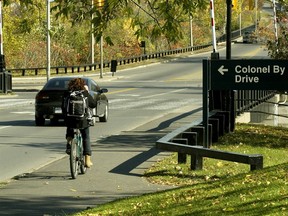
[156,89,275,172]
[7,44,212,77]
[235,90,275,114]
[6,24,256,77]
[156,110,264,171]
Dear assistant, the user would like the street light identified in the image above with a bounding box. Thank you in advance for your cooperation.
[0,0,6,73]
[91,0,95,66]
[46,0,54,82]
[93,0,105,79]
[189,15,193,48]
[0,0,3,59]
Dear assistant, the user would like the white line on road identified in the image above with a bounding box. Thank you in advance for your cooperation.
[10,111,35,115]
[0,126,12,130]
[142,88,187,99]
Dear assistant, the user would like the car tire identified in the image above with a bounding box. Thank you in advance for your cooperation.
[35,115,45,126]
[99,105,108,122]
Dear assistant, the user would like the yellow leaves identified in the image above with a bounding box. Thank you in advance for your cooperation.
[216,161,224,167]
[133,202,142,210]
[131,201,151,210]
[185,196,195,201]
[222,207,235,212]
[240,193,246,201]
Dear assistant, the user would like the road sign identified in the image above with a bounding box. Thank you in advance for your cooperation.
[209,59,288,90]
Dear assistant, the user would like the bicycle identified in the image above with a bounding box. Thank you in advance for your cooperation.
[69,128,87,179]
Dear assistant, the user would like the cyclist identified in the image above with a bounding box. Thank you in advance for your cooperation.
[62,78,97,168]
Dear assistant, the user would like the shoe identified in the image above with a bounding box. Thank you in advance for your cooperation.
[85,155,93,168]
[66,137,73,154]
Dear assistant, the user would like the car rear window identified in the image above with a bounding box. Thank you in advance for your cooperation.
[44,78,89,90]
[44,79,70,90]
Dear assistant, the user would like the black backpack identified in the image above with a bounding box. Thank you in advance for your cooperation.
[64,90,88,128]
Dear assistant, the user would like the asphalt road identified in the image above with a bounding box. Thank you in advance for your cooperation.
[0,43,269,215]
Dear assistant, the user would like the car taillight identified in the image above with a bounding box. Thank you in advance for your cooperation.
[36,92,50,100]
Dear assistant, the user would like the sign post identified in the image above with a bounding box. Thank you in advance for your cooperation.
[203,59,210,148]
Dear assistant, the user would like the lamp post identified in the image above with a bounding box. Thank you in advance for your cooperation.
[46,0,54,82]
[189,15,193,48]
[0,0,5,74]
[94,0,105,78]
[0,0,3,60]
[91,0,95,65]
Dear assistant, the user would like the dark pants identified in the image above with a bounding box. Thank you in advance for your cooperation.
[66,127,92,156]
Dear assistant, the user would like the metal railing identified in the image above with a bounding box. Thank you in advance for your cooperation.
[156,89,273,172]
[7,44,213,77]
[235,90,275,115]
[6,24,256,77]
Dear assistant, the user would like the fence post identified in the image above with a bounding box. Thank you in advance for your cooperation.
[172,138,188,164]
[111,60,117,76]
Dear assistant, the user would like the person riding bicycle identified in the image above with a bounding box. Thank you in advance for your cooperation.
[62,78,97,168]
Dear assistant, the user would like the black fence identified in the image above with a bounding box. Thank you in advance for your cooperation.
[156,89,271,172]
[235,90,275,115]
[7,43,213,77]
[6,24,256,78]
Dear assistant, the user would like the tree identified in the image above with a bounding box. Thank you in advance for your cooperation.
[2,0,249,67]
[266,0,288,59]
[51,0,208,46]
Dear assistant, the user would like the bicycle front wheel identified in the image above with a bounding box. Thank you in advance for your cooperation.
[70,139,79,179]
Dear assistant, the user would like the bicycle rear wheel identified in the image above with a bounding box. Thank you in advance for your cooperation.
[70,139,79,179]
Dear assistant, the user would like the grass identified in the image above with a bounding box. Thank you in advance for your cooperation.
[74,123,288,216]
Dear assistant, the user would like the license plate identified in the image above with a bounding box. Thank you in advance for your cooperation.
[54,107,62,114]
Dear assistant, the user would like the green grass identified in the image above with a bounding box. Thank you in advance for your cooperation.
[74,123,288,216]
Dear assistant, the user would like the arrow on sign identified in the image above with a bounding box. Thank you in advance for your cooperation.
[218,65,228,75]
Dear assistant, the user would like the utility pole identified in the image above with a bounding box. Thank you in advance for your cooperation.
[189,16,193,47]
[226,0,232,60]
[91,0,95,65]
[94,0,105,78]
[0,0,4,92]
[46,0,54,82]
[0,0,3,60]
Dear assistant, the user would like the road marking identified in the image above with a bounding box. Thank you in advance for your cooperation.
[165,71,202,82]
[11,111,34,115]
[108,98,129,104]
[106,88,135,95]
[0,99,34,108]
[109,97,200,110]
[142,88,187,99]
[239,47,263,58]
[0,126,11,130]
